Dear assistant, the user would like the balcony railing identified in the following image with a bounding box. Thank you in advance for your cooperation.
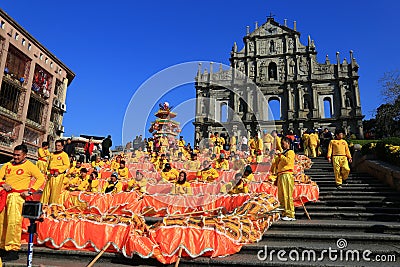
[26,119,44,131]
[0,106,18,120]
[25,142,39,156]
[0,132,15,148]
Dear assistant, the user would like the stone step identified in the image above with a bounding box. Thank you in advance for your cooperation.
[305,200,400,208]
[179,252,398,267]
[295,206,400,215]
[10,243,399,267]
[320,186,392,191]
[319,191,400,197]
[318,195,400,201]
[312,181,385,186]
[263,229,400,242]
[295,211,400,222]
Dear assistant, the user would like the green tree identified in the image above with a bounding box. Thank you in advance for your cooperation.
[374,71,400,137]
[379,70,400,104]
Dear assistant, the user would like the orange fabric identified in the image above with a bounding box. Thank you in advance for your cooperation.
[28,154,320,265]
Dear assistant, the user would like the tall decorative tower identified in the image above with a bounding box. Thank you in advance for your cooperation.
[149,102,181,140]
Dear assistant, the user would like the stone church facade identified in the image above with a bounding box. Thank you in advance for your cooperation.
[193,17,364,144]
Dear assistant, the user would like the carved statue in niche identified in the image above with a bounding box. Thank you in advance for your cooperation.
[345,92,353,108]
[259,41,266,55]
[303,94,311,110]
[298,57,309,75]
[288,59,295,76]
[288,39,294,50]
[278,59,285,81]
[259,62,266,81]
[269,40,275,53]
[250,64,255,78]
[248,42,254,53]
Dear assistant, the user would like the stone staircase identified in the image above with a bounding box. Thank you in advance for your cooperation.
[6,157,400,266]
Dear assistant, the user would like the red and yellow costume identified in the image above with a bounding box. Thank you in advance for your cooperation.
[171,182,192,195]
[117,167,129,180]
[161,168,180,183]
[0,160,45,251]
[40,151,70,204]
[199,167,219,182]
[214,159,229,171]
[36,147,50,173]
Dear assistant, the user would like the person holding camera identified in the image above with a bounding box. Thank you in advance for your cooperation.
[40,140,70,204]
[0,144,45,261]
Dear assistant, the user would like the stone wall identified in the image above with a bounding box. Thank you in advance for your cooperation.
[353,150,400,192]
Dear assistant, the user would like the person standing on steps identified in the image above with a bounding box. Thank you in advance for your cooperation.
[0,144,45,262]
[275,137,296,221]
[327,129,352,189]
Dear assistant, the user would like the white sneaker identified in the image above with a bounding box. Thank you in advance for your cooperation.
[290,217,296,221]
[281,216,292,221]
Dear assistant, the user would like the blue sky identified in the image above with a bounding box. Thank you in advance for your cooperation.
[2,1,399,147]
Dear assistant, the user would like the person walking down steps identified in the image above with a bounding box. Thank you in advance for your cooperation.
[327,129,352,189]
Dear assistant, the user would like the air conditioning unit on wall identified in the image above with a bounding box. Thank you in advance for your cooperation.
[56,125,64,133]
[53,98,60,107]
[60,103,66,112]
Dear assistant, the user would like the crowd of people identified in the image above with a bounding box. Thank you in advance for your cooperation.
[0,127,353,262]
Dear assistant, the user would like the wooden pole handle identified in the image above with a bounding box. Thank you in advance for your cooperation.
[86,243,111,267]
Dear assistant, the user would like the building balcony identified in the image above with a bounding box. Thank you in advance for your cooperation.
[0,106,19,121]
[0,132,15,148]
[24,142,39,156]
[26,119,44,132]
[2,74,27,91]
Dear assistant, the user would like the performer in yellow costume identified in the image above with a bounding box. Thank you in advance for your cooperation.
[110,155,122,172]
[171,171,192,195]
[199,161,219,182]
[177,136,186,153]
[40,140,70,204]
[274,137,296,221]
[271,130,282,153]
[0,144,45,261]
[307,130,320,158]
[67,168,89,191]
[262,131,273,153]
[214,154,229,171]
[327,129,352,189]
[127,171,147,193]
[66,160,82,178]
[117,160,129,180]
[185,153,201,171]
[103,172,123,193]
[220,173,248,194]
[160,163,180,183]
[302,130,310,157]
[36,141,50,174]
[229,135,237,153]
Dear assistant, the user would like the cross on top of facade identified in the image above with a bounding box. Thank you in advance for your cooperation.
[267,12,276,20]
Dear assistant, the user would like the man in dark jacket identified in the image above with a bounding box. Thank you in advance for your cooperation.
[102,135,112,158]
[63,138,75,158]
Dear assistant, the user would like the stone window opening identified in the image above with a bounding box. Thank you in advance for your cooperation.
[268,62,278,80]
[27,96,45,124]
[0,80,21,113]
[268,97,281,120]
[220,102,228,123]
[323,97,332,118]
